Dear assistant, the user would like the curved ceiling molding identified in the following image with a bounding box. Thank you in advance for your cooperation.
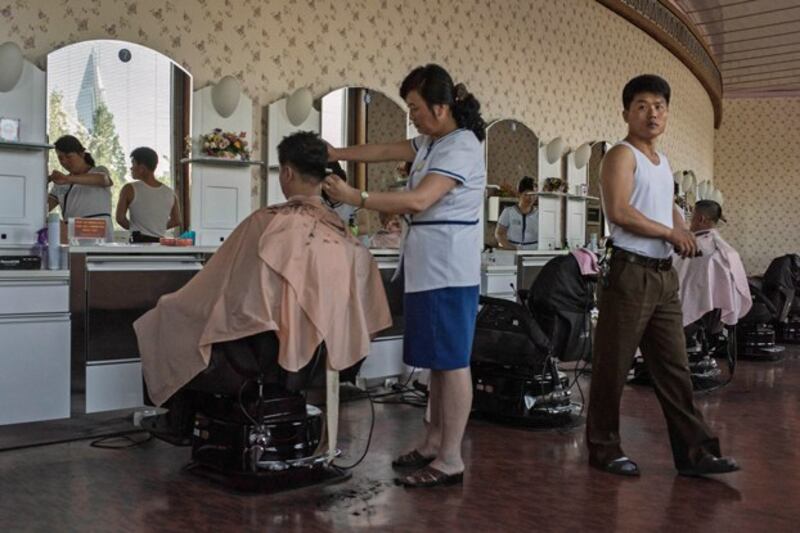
[597,0,723,128]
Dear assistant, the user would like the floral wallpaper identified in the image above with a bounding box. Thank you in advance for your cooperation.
[714,97,800,275]
[1,0,716,208]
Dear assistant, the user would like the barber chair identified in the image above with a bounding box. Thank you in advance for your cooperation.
[629,310,735,391]
[470,296,577,428]
[762,254,800,344]
[144,331,358,492]
[737,277,785,362]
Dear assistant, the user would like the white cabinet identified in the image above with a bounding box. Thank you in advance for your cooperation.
[0,273,70,425]
[188,85,259,245]
[0,60,50,246]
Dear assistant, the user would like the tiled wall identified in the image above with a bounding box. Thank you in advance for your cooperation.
[1,0,716,206]
[714,97,800,274]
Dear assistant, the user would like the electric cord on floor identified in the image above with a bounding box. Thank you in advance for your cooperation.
[89,431,153,449]
[332,388,375,470]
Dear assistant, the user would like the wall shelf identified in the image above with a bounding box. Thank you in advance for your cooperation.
[180,156,264,167]
[0,140,53,151]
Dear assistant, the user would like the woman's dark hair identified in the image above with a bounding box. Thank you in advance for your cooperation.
[130,146,158,171]
[622,74,671,109]
[277,131,328,182]
[54,135,96,167]
[400,64,486,141]
[518,176,536,193]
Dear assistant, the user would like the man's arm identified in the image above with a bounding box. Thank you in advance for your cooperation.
[167,194,182,230]
[601,145,696,257]
[115,184,133,230]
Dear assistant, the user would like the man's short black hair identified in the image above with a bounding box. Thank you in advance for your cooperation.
[694,200,725,223]
[277,131,328,182]
[622,74,671,109]
[518,176,536,193]
[130,147,158,171]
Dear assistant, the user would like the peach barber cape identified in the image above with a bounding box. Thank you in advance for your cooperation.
[673,229,752,327]
[134,196,392,406]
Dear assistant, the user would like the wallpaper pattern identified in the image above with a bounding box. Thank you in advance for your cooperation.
[1,0,716,207]
[714,97,800,274]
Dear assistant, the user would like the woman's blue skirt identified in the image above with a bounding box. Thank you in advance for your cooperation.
[403,285,480,370]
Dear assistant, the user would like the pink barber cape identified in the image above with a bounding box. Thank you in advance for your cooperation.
[673,229,752,327]
[134,196,392,406]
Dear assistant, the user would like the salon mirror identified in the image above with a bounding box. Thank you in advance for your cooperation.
[484,119,539,249]
[587,141,613,242]
[266,86,409,248]
[46,40,192,234]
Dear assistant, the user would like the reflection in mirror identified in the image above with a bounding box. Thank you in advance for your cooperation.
[484,119,539,249]
[587,141,612,241]
[46,40,192,235]
[318,87,408,247]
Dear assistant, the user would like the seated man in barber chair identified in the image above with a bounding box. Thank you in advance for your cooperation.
[674,200,751,328]
[673,200,752,380]
[133,131,391,480]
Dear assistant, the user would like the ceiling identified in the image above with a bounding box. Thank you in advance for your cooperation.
[673,0,800,97]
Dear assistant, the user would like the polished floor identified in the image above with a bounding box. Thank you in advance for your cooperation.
[1,350,799,532]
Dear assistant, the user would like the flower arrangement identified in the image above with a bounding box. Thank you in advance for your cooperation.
[198,128,251,160]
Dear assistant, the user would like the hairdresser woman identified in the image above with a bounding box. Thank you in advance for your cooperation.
[323,64,486,488]
[47,135,114,241]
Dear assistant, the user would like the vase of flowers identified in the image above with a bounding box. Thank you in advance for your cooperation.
[198,128,251,160]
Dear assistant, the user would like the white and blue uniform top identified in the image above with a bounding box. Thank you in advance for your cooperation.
[497,205,538,250]
[402,128,486,293]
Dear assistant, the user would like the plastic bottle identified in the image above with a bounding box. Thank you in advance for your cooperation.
[47,213,61,270]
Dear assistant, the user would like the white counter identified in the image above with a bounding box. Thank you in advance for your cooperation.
[0,269,70,280]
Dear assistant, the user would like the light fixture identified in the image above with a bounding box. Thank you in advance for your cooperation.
[211,75,241,118]
[573,142,592,169]
[286,87,313,126]
[0,41,24,92]
[711,189,724,205]
[545,136,567,164]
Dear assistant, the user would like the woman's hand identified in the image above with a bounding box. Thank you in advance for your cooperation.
[326,142,339,162]
[49,170,70,185]
[322,174,359,206]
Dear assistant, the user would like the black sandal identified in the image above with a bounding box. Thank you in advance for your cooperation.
[391,449,435,469]
[396,465,464,488]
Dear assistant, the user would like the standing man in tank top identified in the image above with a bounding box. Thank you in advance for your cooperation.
[116,147,181,243]
[586,75,739,477]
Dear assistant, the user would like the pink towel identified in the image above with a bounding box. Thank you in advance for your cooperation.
[571,248,599,275]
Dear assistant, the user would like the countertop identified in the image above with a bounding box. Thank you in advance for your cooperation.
[68,244,218,254]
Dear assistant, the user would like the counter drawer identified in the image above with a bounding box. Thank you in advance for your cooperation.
[0,314,70,425]
[0,279,69,315]
[481,273,518,295]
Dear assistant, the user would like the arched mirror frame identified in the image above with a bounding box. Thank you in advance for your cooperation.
[45,39,193,235]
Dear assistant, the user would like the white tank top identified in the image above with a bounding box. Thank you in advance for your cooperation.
[606,141,673,259]
[129,180,176,237]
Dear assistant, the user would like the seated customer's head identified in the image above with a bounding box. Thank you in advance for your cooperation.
[691,200,725,232]
[130,147,158,180]
[277,131,328,198]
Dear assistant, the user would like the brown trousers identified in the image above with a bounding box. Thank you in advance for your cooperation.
[586,255,721,470]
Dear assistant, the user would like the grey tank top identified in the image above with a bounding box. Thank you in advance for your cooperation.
[128,180,176,237]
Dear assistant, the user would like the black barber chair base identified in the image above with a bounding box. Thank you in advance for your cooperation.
[471,361,580,429]
[187,403,350,493]
[778,319,800,344]
[738,324,785,362]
